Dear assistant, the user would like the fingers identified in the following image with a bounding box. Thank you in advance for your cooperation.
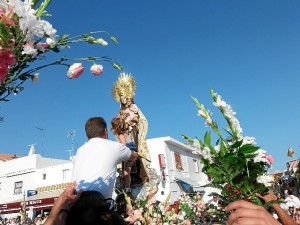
[226,200,281,225]
[228,217,267,225]
[226,200,261,212]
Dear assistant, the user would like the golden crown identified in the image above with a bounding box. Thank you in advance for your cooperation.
[112,72,136,102]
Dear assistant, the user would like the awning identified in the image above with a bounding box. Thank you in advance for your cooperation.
[0,188,65,214]
[176,177,205,193]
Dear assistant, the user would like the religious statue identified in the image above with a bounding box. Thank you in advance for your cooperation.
[112,73,152,189]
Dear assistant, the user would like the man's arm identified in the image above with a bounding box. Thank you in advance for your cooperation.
[127,151,138,163]
[44,182,82,225]
[256,191,296,225]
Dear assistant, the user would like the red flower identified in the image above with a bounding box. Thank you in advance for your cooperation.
[234,189,241,195]
[226,184,231,189]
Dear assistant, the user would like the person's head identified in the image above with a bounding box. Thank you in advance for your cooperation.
[276,192,282,199]
[66,191,127,225]
[85,117,107,139]
[110,117,126,135]
[213,195,218,202]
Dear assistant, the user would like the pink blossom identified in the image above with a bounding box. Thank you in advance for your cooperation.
[264,155,274,165]
[90,64,104,75]
[0,64,9,82]
[0,49,16,66]
[1,6,17,26]
[67,63,84,79]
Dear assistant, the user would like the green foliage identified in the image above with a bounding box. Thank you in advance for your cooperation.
[183,89,274,222]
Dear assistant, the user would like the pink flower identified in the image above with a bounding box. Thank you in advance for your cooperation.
[264,155,274,165]
[90,64,104,75]
[67,63,84,79]
[0,49,16,66]
[0,64,9,82]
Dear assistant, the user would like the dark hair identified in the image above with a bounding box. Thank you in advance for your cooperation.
[85,117,107,139]
[66,191,127,225]
[110,117,126,135]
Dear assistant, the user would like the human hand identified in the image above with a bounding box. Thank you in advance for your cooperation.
[56,181,83,211]
[256,190,277,203]
[226,200,281,225]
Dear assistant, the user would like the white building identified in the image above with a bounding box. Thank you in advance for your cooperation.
[147,137,211,203]
[0,136,212,218]
[0,149,72,218]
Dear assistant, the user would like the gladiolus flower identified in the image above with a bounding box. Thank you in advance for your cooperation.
[67,63,84,79]
[96,38,108,46]
[0,64,9,81]
[264,155,274,165]
[0,49,16,66]
[90,64,104,75]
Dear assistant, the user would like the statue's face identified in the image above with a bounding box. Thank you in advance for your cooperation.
[120,95,127,104]
[126,98,132,107]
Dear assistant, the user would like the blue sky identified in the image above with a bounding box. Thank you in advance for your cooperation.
[1,0,300,171]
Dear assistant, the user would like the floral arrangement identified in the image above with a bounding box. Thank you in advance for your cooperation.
[0,0,122,101]
[124,188,206,225]
[182,89,275,211]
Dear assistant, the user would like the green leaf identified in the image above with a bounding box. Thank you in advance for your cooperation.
[110,36,119,44]
[35,0,52,17]
[112,63,123,70]
[0,21,12,47]
[231,139,244,148]
[239,144,260,154]
[204,131,211,147]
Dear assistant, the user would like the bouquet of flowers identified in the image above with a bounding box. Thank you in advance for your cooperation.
[0,0,122,101]
[183,89,275,212]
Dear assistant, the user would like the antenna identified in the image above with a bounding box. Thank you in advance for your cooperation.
[67,130,76,160]
[35,127,45,156]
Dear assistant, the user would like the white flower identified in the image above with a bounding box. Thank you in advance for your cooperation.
[253,149,270,164]
[201,146,213,163]
[193,139,200,150]
[22,43,38,57]
[197,109,206,118]
[242,136,256,145]
[212,91,243,137]
[40,20,57,39]
[214,145,220,153]
[257,174,274,187]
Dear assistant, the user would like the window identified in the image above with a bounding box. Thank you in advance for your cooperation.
[62,169,69,181]
[174,152,183,170]
[193,159,199,173]
[14,181,23,195]
[42,173,46,180]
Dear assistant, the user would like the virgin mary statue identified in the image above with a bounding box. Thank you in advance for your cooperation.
[112,73,152,187]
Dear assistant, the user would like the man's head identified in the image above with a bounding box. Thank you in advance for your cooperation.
[85,117,107,139]
[66,191,127,225]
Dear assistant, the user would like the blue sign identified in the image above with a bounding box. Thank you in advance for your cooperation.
[27,190,37,197]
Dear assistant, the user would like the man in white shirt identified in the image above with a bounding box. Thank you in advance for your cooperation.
[72,117,138,199]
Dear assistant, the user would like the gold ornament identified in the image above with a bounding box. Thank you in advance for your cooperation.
[112,72,136,102]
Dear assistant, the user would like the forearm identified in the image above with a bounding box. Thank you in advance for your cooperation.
[44,199,67,225]
[271,204,296,225]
